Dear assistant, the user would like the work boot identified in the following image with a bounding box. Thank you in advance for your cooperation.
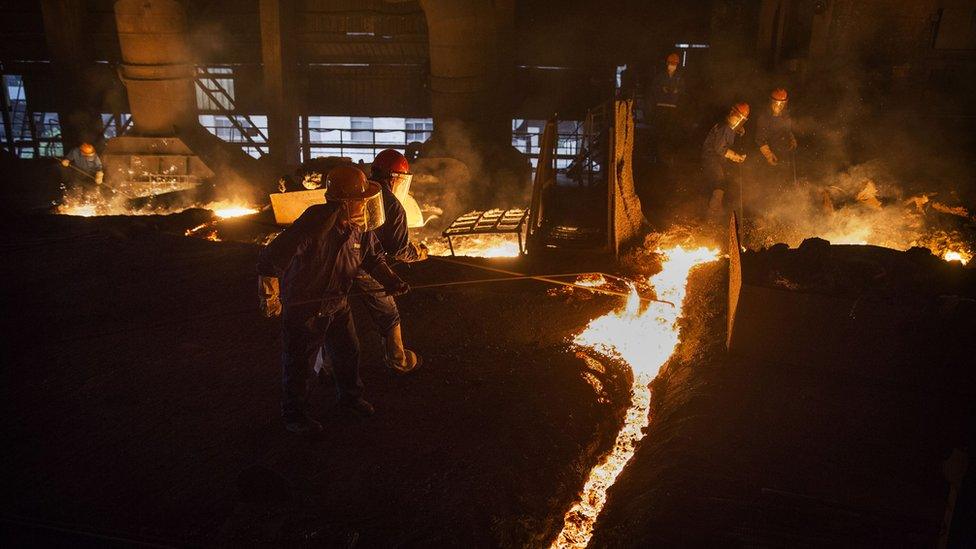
[284,415,323,435]
[708,189,725,218]
[340,396,375,418]
[383,324,422,374]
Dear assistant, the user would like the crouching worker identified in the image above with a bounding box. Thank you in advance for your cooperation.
[257,165,409,434]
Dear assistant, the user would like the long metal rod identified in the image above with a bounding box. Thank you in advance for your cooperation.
[429,255,675,306]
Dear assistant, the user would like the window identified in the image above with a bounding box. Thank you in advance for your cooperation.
[101,113,132,139]
[196,67,235,111]
[198,114,268,159]
[1,74,63,158]
[302,116,433,163]
[512,119,583,171]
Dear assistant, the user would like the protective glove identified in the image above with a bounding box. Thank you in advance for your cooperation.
[95,171,104,185]
[371,262,410,297]
[60,158,70,167]
[759,144,778,166]
[724,149,746,163]
[258,275,282,317]
[410,241,429,262]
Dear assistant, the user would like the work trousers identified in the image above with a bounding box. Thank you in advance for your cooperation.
[352,273,400,335]
[281,303,362,420]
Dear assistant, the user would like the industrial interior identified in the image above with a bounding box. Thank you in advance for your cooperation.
[2,0,976,546]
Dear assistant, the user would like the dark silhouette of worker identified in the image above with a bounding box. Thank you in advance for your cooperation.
[647,52,685,166]
[755,87,798,190]
[257,165,409,434]
[701,103,749,217]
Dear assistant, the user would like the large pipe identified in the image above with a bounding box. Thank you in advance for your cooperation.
[419,0,513,147]
[114,0,196,136]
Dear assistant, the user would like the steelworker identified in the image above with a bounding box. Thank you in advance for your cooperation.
[60,142,104,187]
[257,165,409,434]
[755,87,797,186]
[359,148,427,372]
[647,52,685,165]
[701,102,749,216]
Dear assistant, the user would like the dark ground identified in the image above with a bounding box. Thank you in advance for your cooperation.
[0,212,634,547]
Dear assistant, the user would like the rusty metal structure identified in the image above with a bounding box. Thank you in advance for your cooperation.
[441,208,529,256]
[526,99,644,256]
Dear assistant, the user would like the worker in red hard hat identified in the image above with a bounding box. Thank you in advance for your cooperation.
[701,102,749,217]
[60,141,104,188]
[361,149,427,373]
[646,52,686,166]
[257,164,409,434]
[755,87,797,177]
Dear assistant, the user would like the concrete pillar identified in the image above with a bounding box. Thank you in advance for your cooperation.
[40,0,94,148]
[259,0,300,171]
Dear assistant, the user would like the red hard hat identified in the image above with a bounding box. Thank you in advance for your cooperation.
[771,88,788,101]
[372,149,410,176]
[666,52,680,65]
[732,102,750,118]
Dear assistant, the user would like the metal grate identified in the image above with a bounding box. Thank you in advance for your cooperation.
[442,208,530,256]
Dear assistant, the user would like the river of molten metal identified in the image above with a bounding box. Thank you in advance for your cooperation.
[551,245,719,548]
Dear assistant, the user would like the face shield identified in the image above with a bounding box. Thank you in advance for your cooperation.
[389,171,413,205]
[727,110,748,132]
[771,98,787,116]
[336,181,385,231]
[667,63,677,76]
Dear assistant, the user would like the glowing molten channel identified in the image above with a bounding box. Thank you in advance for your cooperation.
[552,246,719,548]
[424,235,522,258]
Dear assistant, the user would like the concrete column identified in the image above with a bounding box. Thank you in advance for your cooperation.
[260,0,300,171]
[40,0,94,148]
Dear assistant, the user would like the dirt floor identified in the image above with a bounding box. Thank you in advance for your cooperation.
[590,245,976,547]
[0,212,635,546]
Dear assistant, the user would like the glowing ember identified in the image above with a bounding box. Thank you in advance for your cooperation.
[207,204,259,219]
[943,250,970,265]
[423,235,522,258]
[574,274,607,288]
[552,246,719,548]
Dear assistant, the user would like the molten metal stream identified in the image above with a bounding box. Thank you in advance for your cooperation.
[551,246,719,548]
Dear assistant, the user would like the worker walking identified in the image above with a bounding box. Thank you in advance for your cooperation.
[647,52,685,166]
[358,149,427,373]
[755,87,797,190]
[701,102,749,217]
[257,165,410,434]
[60,142,104,189]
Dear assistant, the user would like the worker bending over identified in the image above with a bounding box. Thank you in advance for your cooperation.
[357,148,428,373]
[257,166,409,434]
[60,142,104,188]
[755,87,797,188]
[701,102,749,217]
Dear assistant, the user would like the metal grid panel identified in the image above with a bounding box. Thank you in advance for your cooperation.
[441,208,529,256]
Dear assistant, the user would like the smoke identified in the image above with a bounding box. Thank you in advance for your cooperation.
[411,119,532,237]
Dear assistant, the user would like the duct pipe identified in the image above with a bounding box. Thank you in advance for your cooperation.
[419,0,513,147]
[114,0,197,136]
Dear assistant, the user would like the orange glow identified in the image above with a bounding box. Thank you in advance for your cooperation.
[552,246,718,548]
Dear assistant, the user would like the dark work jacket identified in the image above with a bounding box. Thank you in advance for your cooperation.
[375,185,419,263]
[755,110,794,156]
[649,70,684,108]
[701,123,737,167]
[257,202,385,314]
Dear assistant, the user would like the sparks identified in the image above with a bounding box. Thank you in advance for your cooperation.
[551,246,719,548]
